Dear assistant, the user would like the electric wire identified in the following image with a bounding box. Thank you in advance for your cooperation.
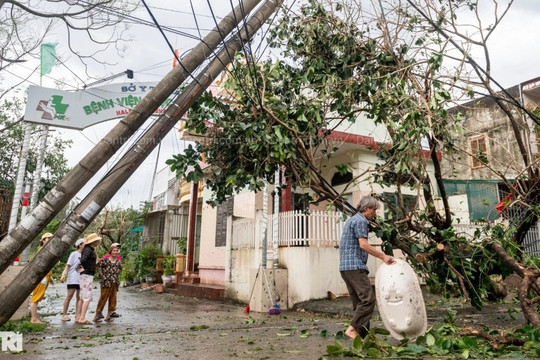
[13,1,263,101]
[78,0,203,41]
[190,0,203,40]
[87,1,263,194]
[222,0,270,118]
[253,0,297,61]
[141,0,215,89]
[204,0,258,107]
[206,1,241,77]
[12,2,280,207]
[146,5,222,20]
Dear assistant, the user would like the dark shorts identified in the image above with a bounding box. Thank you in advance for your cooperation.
[67,284,80,290]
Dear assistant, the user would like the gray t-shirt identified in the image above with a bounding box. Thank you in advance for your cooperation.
[66,251,81,285]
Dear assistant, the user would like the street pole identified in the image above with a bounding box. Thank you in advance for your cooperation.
[8,123,31,233]
[261,181,268,269]
[0,0,283,324]
[186,181,198,274]
[18,180,32,263]
[29,125,49,211]
[272,169,280,269]
[0,0,265,275]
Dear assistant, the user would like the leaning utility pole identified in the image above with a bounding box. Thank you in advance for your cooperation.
[0,0,282,325]
[0,0,264,275]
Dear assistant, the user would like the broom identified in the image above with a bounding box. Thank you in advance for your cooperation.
[263,268,281,315]
[243,265,261,314]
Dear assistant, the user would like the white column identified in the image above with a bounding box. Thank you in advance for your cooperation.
[29,125,49,210]
[272,169,280,268]
[261,181,268,268]
[8,123,32,232]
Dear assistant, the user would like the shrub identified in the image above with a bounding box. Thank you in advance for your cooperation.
[137,244,162,278]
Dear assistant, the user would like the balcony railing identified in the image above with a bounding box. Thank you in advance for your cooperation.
[232,210,344,249]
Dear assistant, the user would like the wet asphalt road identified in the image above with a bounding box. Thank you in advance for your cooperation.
[0,282,353,360]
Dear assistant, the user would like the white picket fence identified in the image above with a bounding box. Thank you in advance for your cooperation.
[231,210,344,249]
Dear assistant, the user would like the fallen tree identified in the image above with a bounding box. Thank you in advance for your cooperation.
[168,0,540,329]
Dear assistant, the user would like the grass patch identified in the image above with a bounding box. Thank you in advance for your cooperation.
[0,318,46,333]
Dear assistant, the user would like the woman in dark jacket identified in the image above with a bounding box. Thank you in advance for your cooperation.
[76,233,101,324]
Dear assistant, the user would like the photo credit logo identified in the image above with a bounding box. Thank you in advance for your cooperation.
[0,331,23,352]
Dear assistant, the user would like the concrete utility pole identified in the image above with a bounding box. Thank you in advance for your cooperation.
[0,0,265,276]
[7,124,31,233]
[0,0,283,325]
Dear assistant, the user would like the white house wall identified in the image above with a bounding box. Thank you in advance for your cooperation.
[197,203,226,285]
[194,117,435,307]
[233,192,256,218]
[227,231,404,308]
[151,166,180,210]
[330,111,391,144]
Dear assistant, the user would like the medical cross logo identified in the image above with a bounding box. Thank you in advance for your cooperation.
[36,94,69,121]
[0,331,23,352]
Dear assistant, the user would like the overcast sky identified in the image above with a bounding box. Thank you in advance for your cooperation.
[8,0,540,209]
[19,0,245,209]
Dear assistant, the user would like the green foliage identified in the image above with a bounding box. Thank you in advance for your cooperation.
[0,319,46,333]
[189,324,209,331]
[137,243,162,277]
[120,253,139,282]
[85,206,146,253]
[176,237,187,255]
[326,323,540,358]
[162,255,175,276]
[167,0,457,212]
[166,0,536,309]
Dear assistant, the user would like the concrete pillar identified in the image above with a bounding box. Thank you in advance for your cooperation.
[249,268,288,312]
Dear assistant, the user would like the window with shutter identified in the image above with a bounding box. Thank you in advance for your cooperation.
[469,136,488,168]
[215,197,233,247]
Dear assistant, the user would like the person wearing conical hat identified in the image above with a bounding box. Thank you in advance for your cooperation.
[76,233,101,324]
[30,233,54,324]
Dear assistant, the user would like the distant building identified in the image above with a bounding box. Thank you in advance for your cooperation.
[443,77,540,254]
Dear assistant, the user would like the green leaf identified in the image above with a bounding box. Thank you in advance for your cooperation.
[326,341,345,355]
[406,343,428,354]
[274,126,283,140]
[367,347,382,358]
[426,333,436,346]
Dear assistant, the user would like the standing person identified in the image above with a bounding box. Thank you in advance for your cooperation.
[94,244,123,323]
[76,233,101,325]
[59,238,85,322]
[339,195,394,339]
[30,233,54,324]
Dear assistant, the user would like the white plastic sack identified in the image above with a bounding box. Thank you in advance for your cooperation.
[375,258,427,340]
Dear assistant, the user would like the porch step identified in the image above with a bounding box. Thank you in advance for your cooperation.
[181,274,201,284]
[165,282,224,301]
